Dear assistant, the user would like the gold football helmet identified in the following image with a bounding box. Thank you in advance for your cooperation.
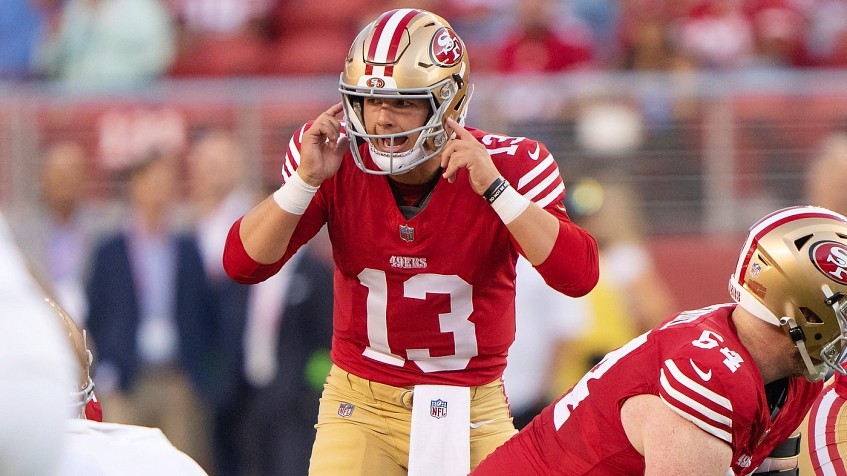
[729,206,847,381]
[339,8,472,175]
[45,298,96,416]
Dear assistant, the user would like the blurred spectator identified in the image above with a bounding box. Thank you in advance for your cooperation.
[261,0,372,75]
[166,0,275,76]
[36,0,176,89]
[84,150,215,471]
[504,256,590,429]
[11,141,114,323]
[806,132,847,213]
[671,0,756,69]
[743,0,808,68]
[186,130,254,476]
[0,0,48,79]
[495,0,594,73]
[615,0,685,70]
[802,0,847,67]
[571,0,620,66]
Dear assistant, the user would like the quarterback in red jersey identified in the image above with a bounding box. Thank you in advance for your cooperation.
[222,8,599,476]
[472,206,847,476]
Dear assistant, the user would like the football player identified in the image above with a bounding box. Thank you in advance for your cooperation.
[0,211,75,476]
[222,8,599,476]
[48,298,210,475]
[471,206,847,475]
[802,372,847,474]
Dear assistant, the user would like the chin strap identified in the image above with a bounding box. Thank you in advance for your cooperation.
[779,316,824,381]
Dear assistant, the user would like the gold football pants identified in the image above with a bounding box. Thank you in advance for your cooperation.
[309,364,517,476]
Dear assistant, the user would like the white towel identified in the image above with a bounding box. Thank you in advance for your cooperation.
[408,385,471,476]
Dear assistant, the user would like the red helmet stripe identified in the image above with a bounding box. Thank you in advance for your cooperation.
[736,208,847,285]
[364,9,420,76]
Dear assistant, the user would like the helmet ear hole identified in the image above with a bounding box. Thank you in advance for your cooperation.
[801,307,823,324]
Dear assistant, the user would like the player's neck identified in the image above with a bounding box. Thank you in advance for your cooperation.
[733,307,799,384]
[390,156,442,185]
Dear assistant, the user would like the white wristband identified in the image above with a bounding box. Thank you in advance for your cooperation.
[491,184,531,225]
[272,172,319,215]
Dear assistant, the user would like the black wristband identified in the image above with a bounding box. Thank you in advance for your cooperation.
[483,177,509,204]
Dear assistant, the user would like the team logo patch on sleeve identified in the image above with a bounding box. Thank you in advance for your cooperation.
[430,399,448,419]
[338,402,355,418]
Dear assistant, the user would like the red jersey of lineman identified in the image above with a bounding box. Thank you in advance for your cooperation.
[807,373,847,474]
[226,123,592,387]
[472,304,821,475]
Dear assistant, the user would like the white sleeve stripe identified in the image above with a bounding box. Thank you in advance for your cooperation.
[811,387,840,474]
[535,183,565,209]
[664,359,733,410]
[517,154,555,190]
[281,129,305,180]
[659,369,732,428]
[660,394,733,444]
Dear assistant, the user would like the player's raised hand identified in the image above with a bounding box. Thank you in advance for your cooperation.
[441,117,500,195]
[298,103,349,186]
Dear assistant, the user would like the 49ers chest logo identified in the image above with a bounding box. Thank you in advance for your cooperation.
[810,240,847,284]
[430,27,463,67]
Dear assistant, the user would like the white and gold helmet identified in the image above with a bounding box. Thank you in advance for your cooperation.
[729,206,847,381]
[45,298,98,419]
[339,8,472,175]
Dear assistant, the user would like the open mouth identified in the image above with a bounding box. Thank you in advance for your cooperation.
[378,136,408,153]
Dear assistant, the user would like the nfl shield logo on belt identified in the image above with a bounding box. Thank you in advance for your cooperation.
[430,399,447,419]
[338,402,354,418]
[399,224,415,242]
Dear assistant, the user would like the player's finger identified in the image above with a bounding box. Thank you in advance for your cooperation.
[445,117,473,140]
[331,134,350,152]
[324,102,344,118]
[440,141,457,169]
[441,149,464,184]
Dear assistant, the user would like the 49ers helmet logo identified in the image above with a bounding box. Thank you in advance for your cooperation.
[810,240,847,285]
[367,77,385,88]
[430,27,464,67]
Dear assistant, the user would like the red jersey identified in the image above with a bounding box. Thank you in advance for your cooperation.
[806,373,847,474]
[223,123,598,387]
[472,304,822,475]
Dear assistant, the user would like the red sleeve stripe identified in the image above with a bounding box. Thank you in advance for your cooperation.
[660,361,733,444]
[808,386,847,475]
[516,156,563,208]
[536,183,566,209]
[516,153,556,190]
[663,359,733,410]
[660,393,733,444]
[660,369,732,427]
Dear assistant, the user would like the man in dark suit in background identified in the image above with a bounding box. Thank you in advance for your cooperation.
[85,150,217,471]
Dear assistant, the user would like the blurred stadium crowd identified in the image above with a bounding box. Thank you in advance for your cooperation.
[3,0,847,84]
